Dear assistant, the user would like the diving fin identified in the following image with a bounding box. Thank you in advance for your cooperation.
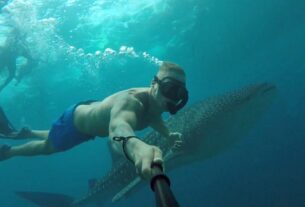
[0,106,32,139]
[0,106,17,135]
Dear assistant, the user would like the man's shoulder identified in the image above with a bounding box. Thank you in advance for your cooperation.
[114,87,149,100]
[111,88,149,110]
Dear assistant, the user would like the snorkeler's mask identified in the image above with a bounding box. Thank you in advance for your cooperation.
[154,76,188,114]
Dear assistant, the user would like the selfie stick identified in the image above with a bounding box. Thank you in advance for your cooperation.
[150,163,180,207]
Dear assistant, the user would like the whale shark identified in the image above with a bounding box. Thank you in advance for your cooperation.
[16,82,277,207]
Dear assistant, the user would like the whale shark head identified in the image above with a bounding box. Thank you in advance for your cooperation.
[145,83,277,169]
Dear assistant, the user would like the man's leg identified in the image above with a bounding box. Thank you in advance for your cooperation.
[2,139,56,161]
[30,130,49,139]
[21,129,49,140]
[0,128,49,140]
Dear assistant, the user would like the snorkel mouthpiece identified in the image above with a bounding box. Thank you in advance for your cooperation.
[167,91,188,114]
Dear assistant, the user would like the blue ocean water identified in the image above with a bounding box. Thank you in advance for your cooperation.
[0,0,305,206]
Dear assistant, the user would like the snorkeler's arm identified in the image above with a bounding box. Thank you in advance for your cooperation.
[22,49,37,68]
[151,117,183,148]
[0,61,16,92]
[15,47,38,84]
[109,97,163,179]
[19,42,38,67]
[109,97,144,161]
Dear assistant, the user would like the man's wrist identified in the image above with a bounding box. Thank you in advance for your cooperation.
[113,136,140,163]
[125,137,141,162]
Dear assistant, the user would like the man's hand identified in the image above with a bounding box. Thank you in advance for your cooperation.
[127,139,163,180]
[168,132,184,152]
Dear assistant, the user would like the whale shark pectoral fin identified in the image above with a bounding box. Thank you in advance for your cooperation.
[164,148,185,162]
[16,191,74,207]
[111,177,142,203]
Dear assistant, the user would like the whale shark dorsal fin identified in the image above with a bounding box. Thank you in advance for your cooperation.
[107,140,123,168]
[112,177,142,203]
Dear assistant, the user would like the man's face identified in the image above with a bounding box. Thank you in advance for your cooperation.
[153,72,188,114]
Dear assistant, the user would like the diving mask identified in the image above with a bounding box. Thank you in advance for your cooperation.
[154,76,188,114]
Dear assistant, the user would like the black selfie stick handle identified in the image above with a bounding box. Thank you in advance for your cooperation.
[150,163,180,207]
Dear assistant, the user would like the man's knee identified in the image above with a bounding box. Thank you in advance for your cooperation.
[42,139,57,155]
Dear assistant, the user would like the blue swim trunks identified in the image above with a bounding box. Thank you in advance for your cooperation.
[48,102,95,151]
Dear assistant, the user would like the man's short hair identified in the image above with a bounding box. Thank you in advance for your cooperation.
[158,61,185,77]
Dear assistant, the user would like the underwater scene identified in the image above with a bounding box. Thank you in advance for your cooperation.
[0,0,305,206]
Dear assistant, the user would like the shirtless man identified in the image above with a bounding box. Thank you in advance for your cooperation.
[0,28,37,92]
[0,62,188,179]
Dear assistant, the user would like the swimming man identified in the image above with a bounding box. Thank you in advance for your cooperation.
[0,61,188,179]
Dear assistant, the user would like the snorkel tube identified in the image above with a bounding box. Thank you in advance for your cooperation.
[150,163,180,207]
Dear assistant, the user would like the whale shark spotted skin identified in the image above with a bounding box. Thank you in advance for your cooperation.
[16,83,277,207]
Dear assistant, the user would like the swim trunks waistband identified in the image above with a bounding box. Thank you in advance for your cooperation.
[48,100,97,151]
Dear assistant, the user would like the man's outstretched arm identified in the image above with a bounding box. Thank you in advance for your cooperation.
[108,98,163,180]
